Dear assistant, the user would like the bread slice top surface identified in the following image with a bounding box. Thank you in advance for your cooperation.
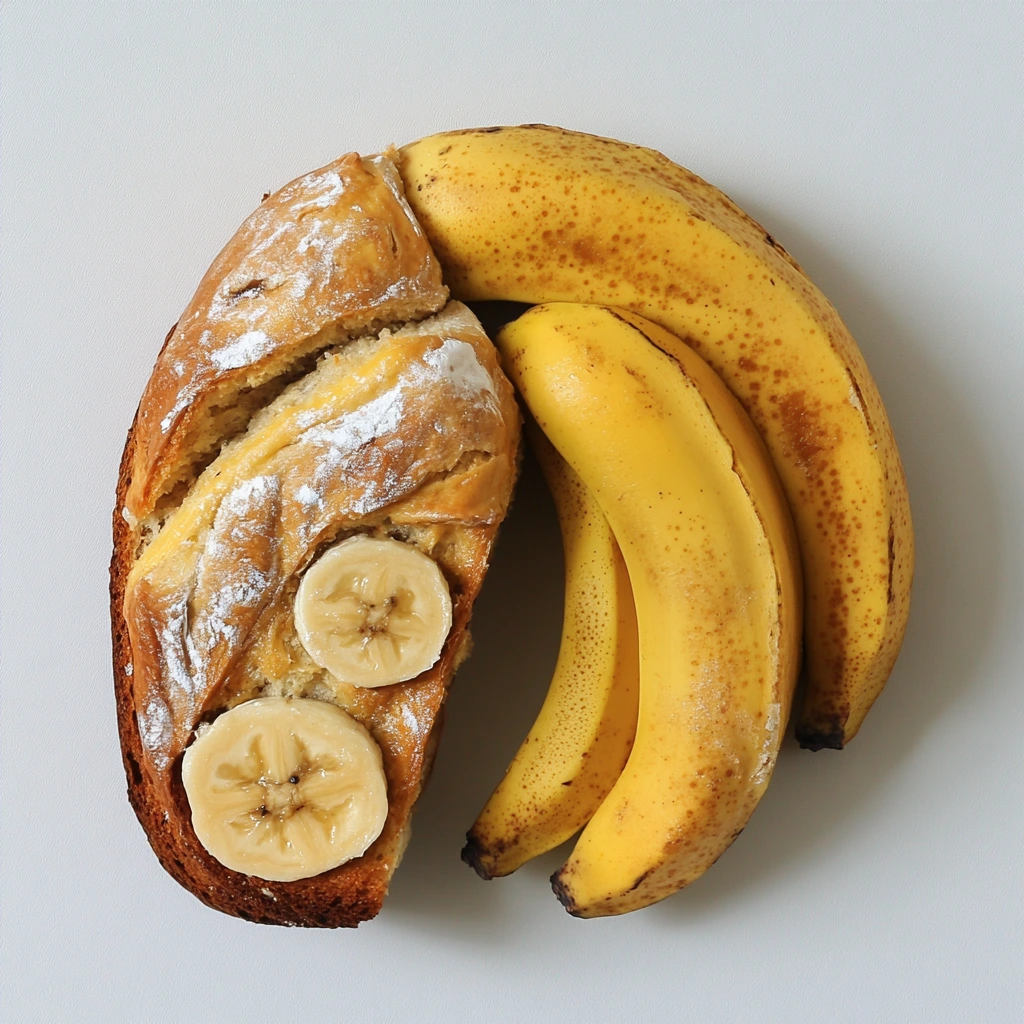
[126,151,448,524]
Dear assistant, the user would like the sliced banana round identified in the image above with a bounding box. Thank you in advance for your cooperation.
[294,535,453,688]
[181,697,388,882]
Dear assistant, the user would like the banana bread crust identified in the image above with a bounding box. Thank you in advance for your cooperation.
[111,154,520,927]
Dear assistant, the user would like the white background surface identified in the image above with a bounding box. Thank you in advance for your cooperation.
[2,2,1022,1021]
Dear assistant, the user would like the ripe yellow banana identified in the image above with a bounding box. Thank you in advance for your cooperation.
[398,126,913,748]
[463,426,639,879]
[494,304,802,917]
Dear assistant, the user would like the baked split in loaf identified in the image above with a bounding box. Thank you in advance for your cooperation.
[111,152,520,926]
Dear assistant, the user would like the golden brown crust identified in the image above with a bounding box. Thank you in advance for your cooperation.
[127,152,448,521]
[112,158,519,927]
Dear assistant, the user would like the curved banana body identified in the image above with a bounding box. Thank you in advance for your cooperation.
[399,126,912,748]
[495,304,802,917]
[463,428,639,879]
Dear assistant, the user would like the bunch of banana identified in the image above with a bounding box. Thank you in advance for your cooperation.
[463,426,639,880]
[398,126,913,751]
[493,305,802,916]
[394,126,913,917]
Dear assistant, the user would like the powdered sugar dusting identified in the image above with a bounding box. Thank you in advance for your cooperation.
[220,473,278,516]
[306,387,407,460]
[210,330,273,371]
[296,484,321,507]
[423,338,497,403]
[401,704,426,740]
[194,475,281,651]
[291,169,346,212]
[302,383,410,523]
[137,699,171,771]
[159,592,193,703]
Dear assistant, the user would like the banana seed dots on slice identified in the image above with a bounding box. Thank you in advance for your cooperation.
[181,697,389,882]
[294,535,453,688]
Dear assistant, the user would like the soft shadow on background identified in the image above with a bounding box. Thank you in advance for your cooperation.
[388,222,1005,927]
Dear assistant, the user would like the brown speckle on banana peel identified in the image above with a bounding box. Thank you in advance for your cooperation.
[495,304,801,917]
[398,125,913,749]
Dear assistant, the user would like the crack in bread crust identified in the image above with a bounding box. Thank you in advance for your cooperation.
[127,152,449,525]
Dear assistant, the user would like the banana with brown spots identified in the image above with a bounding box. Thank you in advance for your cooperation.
[495,304,801,917]
[399,125,913,749]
